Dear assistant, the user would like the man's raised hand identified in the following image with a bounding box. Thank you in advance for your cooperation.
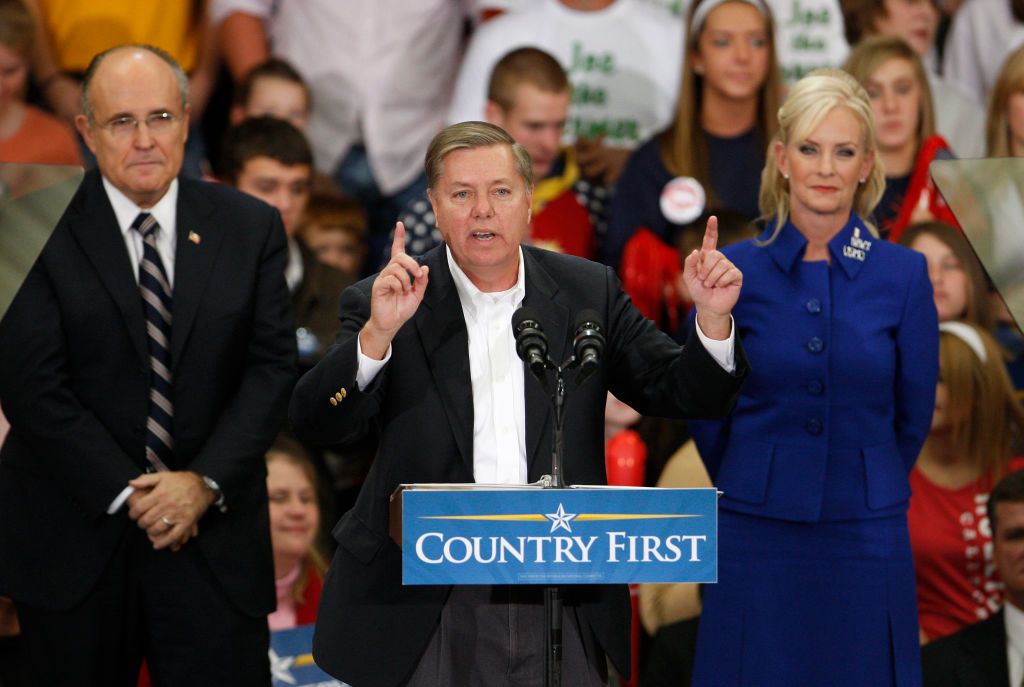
[682,215,743,340]
[359,222,430,360]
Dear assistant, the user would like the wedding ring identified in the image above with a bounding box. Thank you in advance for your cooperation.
[161,515,175,527]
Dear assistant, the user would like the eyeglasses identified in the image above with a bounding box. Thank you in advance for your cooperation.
[100,112,181,138]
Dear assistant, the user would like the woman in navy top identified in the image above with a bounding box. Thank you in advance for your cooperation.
[604,0,783,271]
[691,69,938,686]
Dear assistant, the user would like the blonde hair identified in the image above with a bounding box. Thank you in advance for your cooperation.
[843,35,936,148]
[986,44,1024,156]
[758,68,886,238]
[660,0,782,202]
[938,323,1024,484]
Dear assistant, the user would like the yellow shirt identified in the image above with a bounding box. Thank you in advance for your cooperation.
[38,0,200,73]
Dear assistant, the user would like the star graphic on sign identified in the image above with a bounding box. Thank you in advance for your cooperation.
[544,503,578,533]
[268,648,297,685]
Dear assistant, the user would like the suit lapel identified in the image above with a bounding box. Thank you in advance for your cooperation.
[415,248,475,476]
[521,249,568,478]
[969,611,1009,686]
[170,178,223,367]
[69,172,148,363]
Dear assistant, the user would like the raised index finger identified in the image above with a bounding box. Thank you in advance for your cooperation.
[701,215,719,253]
[391,221,407,261]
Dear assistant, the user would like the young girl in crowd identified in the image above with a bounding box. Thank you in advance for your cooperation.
[844,36,957,241]
[266,436,327,631]
[898,221,995,329]
[909,321,1024,642]
[0,0,79,166]
[604,0,781,271]
[986,43,1024,157]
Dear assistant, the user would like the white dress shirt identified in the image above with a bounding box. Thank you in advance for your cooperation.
[104,177,178,288]
[210,0,469,195]
[1006,602,1024,687]
[356,247,736,485]
[102,178,179,514]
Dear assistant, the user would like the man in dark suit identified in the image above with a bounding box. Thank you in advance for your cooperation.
[290,121,747,686]
[0,45,296,685]
[922,468,1024,687]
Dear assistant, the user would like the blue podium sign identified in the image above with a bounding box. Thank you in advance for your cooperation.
[400,487,717,585]
[269,624,349,687]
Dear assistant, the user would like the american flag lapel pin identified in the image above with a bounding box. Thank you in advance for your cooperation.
[187,230,201,245]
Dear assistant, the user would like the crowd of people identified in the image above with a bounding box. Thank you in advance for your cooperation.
[1,0,1024,685]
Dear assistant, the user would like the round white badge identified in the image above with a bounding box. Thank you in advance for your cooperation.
[659,176,706,225]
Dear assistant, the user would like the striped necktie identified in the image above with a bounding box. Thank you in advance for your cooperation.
[132,212,173,472]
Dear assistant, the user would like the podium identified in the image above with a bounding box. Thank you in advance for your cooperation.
[390,484,717,586]
[390,484,716,685]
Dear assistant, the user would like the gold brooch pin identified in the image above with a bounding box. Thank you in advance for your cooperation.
[188,230,201,245]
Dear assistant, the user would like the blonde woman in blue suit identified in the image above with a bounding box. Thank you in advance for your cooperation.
[691,69,938,686]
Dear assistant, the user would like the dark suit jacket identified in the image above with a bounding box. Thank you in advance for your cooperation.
[290,244,748,687]
[0,170,297,617]
[921,611,1010,687]
[293,239,353,366]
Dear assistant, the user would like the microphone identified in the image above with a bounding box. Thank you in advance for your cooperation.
[573,309,605,382]
[512,306,549,380]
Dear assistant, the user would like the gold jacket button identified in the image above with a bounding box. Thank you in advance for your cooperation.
[335,391,344,402]
[329,396,338,406]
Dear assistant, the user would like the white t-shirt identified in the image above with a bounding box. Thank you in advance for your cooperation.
[447,0,684,150]
[765,0,849,83]
[943,0,1024,105]
[211,0,469,195]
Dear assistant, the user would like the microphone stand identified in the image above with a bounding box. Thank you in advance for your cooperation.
[537,353,587,687]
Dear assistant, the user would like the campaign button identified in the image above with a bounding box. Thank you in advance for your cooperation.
[659,176,706,225]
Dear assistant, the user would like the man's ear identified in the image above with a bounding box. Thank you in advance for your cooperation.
[75,114,97,155]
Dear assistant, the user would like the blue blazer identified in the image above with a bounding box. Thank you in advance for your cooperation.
[691,214,938,522]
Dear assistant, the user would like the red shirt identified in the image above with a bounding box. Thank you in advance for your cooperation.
[909,457,1024,641]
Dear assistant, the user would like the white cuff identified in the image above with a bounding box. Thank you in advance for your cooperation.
[356,337,392,390]
[107,485,135,514]
[694,315,736,373]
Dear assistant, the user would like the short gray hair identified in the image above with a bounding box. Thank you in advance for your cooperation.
[81,44,189,123]
[425,121,534,190]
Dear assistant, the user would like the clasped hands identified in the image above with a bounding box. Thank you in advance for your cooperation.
[127,471,215,552]
[682,216,743,340]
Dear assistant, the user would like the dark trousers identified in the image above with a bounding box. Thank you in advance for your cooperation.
[15,528,269,687]
[405,585,608,687]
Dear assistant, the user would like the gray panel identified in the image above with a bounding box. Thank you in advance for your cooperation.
[0,164,83,322]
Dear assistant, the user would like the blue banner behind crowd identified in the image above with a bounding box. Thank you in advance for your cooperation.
[401,487,718,585]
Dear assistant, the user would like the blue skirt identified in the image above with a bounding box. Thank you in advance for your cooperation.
[692,511,921,687]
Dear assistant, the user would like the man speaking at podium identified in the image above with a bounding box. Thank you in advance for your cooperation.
[290,121,747,686]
